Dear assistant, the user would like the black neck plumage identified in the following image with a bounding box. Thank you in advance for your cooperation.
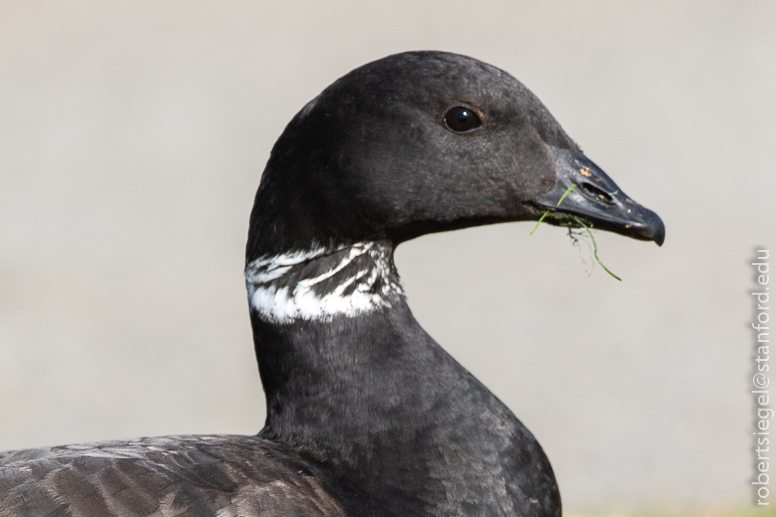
[245,243,561,516]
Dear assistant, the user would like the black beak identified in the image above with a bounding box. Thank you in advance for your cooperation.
[531,147,665,246]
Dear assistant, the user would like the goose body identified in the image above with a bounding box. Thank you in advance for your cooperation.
[0,51,663,516]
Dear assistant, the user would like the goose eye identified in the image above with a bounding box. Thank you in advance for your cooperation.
[444,106,481,133]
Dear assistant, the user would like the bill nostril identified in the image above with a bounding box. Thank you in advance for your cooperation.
[581,182,614,204]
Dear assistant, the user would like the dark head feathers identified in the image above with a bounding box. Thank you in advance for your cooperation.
[247,51,578,260]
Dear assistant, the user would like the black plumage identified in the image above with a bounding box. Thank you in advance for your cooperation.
[0,51,663,516]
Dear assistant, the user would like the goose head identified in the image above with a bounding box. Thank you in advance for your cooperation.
[246,51,664,263]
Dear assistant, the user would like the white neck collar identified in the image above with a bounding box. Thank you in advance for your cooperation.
[245,242,404,324]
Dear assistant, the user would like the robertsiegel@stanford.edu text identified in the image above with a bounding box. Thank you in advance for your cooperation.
[753,249,771,505]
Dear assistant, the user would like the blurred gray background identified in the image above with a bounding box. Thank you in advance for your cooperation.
[1,1,774,514]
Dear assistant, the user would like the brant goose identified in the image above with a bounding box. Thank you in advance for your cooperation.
[0,51,664,516]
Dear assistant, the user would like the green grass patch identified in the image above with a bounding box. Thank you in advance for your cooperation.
[568,214,621,282]
[529,182,621,281]
[529,184,577,236]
